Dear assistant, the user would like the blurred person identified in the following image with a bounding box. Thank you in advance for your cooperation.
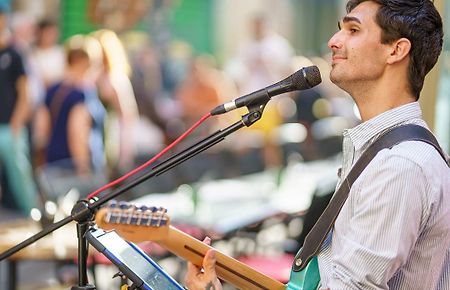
[36,48,103,176]
[10,11,44,110]
[89,29,139,172]
[236,14,295,96]
[227,13,295,168]
[0,8,37,215]
[10,11,36,51]
[33,48,106,285]
[185,1,450,289]
[172,54,240,183]
[30,18,66,169]
[175,55,236,130]
[10,11,48,173]
[32,18,66,90]
[64,34,107,170]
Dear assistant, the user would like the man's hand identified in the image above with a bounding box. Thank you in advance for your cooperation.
[184,238,222,290]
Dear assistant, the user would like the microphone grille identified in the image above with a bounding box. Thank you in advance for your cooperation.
[291,65,322,89]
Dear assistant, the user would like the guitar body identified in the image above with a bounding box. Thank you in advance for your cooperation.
[95,201,321,290]
[287,256,320,290]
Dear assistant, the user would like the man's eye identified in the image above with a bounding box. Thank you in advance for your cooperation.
[350,28,358,33]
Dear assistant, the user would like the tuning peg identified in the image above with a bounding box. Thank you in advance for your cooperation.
[147,206,158,213]
[119,201,131,210]
[136,205,148,211]
[107,200,118,208]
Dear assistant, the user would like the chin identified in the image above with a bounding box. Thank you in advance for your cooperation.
[329,71,341,85]
[330,74,349,92]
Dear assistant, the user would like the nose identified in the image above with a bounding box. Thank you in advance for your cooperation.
[328,30,342,50]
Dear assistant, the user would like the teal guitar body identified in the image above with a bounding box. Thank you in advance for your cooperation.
[286,256,320,290]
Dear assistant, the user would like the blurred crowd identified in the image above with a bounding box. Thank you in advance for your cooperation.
[0,8,359,219]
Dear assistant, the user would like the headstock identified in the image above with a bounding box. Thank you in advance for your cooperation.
[95,200,171,243]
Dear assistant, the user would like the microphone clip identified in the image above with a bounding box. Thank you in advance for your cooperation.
[241,102,266,127]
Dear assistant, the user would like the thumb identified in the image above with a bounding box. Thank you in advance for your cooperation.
[202,249,217,275]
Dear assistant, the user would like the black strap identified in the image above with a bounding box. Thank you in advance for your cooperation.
[292,124,449,272]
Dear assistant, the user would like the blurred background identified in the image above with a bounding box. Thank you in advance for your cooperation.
[0,0,448,289]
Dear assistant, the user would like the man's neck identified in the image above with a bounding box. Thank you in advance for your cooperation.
[349,73,415,122]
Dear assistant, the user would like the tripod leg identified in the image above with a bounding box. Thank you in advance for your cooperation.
[71,221,96,290]
[6,260,17,290]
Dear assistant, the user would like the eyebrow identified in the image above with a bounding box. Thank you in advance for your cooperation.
[338,16,362,29]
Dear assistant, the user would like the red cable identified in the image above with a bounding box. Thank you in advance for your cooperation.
[86,112,212,200]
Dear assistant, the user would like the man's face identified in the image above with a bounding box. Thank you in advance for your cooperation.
[328,1,390,92]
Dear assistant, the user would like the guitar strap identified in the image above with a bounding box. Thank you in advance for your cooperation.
[292,124,450,272]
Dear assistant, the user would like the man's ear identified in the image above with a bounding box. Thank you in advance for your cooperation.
[387,38,411,64]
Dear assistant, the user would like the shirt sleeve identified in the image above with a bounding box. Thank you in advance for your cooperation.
[328,152,429,290]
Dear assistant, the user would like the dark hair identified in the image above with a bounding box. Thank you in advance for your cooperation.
[346,0,443,99]
[38,18,57,30]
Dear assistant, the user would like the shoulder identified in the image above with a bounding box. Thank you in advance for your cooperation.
[387,141,448,174]
[368,120,447,176]
[5,46,20,56]
[45,83,61,104]
[365,140,449,201]
[6,46,25,61]
[355,138,448,191]
[368,140,448,178]
[67,87,87,106]
[350,141,449,222]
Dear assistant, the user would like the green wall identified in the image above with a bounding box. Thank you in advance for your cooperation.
[61,0,99,41]
[61,0,214,54]
[169,0,213,53]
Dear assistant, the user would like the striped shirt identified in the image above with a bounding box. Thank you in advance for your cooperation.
[317,102,450,290]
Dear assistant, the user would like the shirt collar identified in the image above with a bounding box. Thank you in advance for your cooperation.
[343,102,423,151]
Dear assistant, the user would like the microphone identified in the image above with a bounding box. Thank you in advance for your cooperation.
[211,65,321,115]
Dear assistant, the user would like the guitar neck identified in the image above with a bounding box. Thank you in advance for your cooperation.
[94,203,287,290]
[160,225,285,290]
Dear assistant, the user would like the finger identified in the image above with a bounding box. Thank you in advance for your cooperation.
[202,249,217,274]
[186,261,201,276]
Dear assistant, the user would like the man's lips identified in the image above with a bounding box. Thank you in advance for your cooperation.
[331,55,346,65]
[332,55,346,62]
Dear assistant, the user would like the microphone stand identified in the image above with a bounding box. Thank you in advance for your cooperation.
[0,107,265,290]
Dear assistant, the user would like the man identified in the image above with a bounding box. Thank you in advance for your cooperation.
[0,8,37,215]
[184,0,450,289]
[33,46,108,200]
